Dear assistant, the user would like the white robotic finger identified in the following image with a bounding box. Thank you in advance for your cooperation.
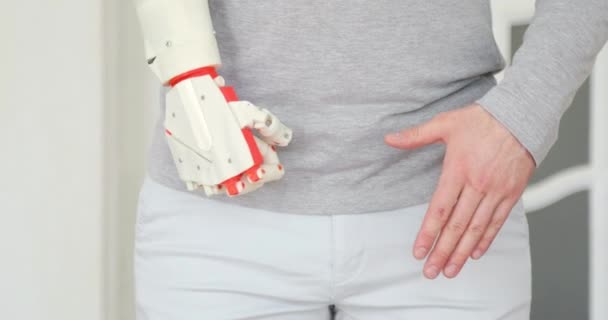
[222,177,264,197]
[242,163,284,184]
[202,184,223,196]
[244,166,267,184]
[244,136,285,184]
[233,178,265,196]
[228,101,293,147]
[256,163,285,183]
[255,108,293,147]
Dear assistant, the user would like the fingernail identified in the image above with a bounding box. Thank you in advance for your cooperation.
[414,247,428,260]
[472,249,483,260]
[424,265,440,279]
[444,264,458,278]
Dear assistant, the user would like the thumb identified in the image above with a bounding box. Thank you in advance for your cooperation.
[384,119,445,149]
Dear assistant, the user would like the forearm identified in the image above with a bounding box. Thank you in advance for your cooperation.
[134,0,221,84]
[478,0,608,165]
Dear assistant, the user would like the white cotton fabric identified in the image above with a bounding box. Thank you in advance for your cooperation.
[135,177,532,320]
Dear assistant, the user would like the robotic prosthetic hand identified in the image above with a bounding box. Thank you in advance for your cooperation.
[135,0,292,196]
[165,70,293,196]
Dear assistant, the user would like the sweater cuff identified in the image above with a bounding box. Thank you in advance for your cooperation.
[477,84,560,167]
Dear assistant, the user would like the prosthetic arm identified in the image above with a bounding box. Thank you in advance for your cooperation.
[135,0,293,196]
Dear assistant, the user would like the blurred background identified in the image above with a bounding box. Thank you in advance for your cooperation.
[1,1,606,319]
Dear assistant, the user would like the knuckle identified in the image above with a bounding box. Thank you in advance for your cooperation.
[450,251,468,264]
[484,222,502,239]
[445,221,466,234]
[419,229,437,242]
[470,172,493,194]
[501,180,518,194]
[449,159,467,174]
[408,126,422,140]
[433,207,450,221]
[490,217,505,231]
[433,249,451,261]
[476,242,489,253]
[467,223,486,236]
[481,232,496,246]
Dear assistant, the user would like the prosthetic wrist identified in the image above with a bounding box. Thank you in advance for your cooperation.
[135,0,292,196]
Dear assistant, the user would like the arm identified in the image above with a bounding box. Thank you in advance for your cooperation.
[386,0,608,279]
[134,0,292,196]
[135,0,221,84]
[478,0,608,165]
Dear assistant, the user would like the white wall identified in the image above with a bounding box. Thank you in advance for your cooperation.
[104,0,159,318]
[0,1,105,320]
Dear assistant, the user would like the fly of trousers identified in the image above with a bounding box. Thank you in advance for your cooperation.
[135,177,531,320]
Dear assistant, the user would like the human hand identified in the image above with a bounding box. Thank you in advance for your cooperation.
[384,103,535,279]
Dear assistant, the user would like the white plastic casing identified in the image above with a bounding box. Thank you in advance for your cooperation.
[135,0,221,84]
[165,76,254,187]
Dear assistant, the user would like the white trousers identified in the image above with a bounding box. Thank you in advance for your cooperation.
[135,178,531,320]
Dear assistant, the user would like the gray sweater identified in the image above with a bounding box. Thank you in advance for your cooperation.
[147,0,608,215]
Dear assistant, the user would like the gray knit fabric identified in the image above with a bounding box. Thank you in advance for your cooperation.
[146,0,608,215]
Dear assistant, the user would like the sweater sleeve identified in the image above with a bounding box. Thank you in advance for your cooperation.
[477,0,608,166]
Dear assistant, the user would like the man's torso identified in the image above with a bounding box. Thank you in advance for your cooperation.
[148,0,505,214]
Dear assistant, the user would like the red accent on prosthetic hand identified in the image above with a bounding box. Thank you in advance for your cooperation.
[220,86,263,168]
[222,176,245,196]
[168,66,218,87]
[218,86,264,194]
[246,167,262,183]
[219,86,238,102]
